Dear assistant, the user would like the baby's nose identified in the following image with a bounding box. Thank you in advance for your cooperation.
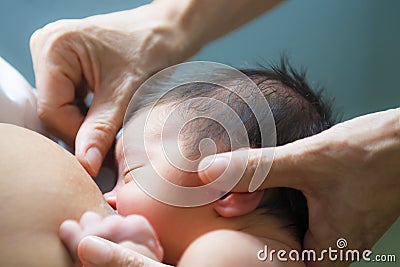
[103,173,125,210]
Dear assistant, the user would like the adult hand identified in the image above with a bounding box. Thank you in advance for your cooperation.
[29,0,280,177]
[199,108,400,266]
[76,236,171,267]
[30,2,198,176]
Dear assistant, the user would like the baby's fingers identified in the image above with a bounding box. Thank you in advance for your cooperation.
[79,211,103,229]
[59,219,83,262]
[59,211,103,263]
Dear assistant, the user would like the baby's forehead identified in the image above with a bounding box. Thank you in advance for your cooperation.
[118,103,180,144]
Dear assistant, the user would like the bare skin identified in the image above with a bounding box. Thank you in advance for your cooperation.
[0,123,114,266]
[28,1,399,265]
[199,108,400,267]
[61,105,306,267]
[0,122,304,267]
[0,123,174,267]
[30,0,282,177]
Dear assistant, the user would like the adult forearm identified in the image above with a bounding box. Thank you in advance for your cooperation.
[152,0,283,55]
[82,0,282,66]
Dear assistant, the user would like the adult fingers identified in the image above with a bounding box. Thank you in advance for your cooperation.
[78,236,170,267]
[30,23,85,148]
[74,102,121,177]
[74,77,135,177]
[199,108,400,193]
[198,139,312,192]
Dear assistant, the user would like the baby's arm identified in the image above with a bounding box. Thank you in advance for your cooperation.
[60,211,164,263]
[178,230,305,267]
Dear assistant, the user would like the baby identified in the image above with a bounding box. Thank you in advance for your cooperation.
[0,58,333,266]
[60,60,334,266]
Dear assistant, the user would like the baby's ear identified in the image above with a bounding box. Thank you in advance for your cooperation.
[213,191,264,217]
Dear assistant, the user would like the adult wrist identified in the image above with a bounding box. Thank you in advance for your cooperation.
[149,0,208,61]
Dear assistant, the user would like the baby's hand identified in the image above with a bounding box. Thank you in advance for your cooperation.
[59,211,163,263]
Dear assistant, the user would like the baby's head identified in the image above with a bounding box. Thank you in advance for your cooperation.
[113,60,334,263]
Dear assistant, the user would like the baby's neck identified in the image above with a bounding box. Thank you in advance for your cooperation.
[229,209,302,251]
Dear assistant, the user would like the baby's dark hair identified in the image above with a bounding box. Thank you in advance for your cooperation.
[127,58,334,243]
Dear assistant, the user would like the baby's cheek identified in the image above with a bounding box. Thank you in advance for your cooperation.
[116,182,147,216]
[116,182,180,234]
[116,182,171,223]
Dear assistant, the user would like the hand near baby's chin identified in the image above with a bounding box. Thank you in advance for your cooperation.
[59,211,164,264]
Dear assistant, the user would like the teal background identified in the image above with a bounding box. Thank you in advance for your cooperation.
[0,0,398,265]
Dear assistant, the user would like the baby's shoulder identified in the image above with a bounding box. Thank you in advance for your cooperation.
[178,230,305,267]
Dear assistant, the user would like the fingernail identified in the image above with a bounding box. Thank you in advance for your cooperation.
[85,147,102,176]
[199,156,230,182]
[80,236,111,265]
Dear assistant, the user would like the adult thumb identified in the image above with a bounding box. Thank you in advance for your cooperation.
[75,99,123,177]
[198,142,304,192]
[78,236,168,267]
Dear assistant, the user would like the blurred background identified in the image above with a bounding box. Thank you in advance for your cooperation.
[0,0,398,265]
